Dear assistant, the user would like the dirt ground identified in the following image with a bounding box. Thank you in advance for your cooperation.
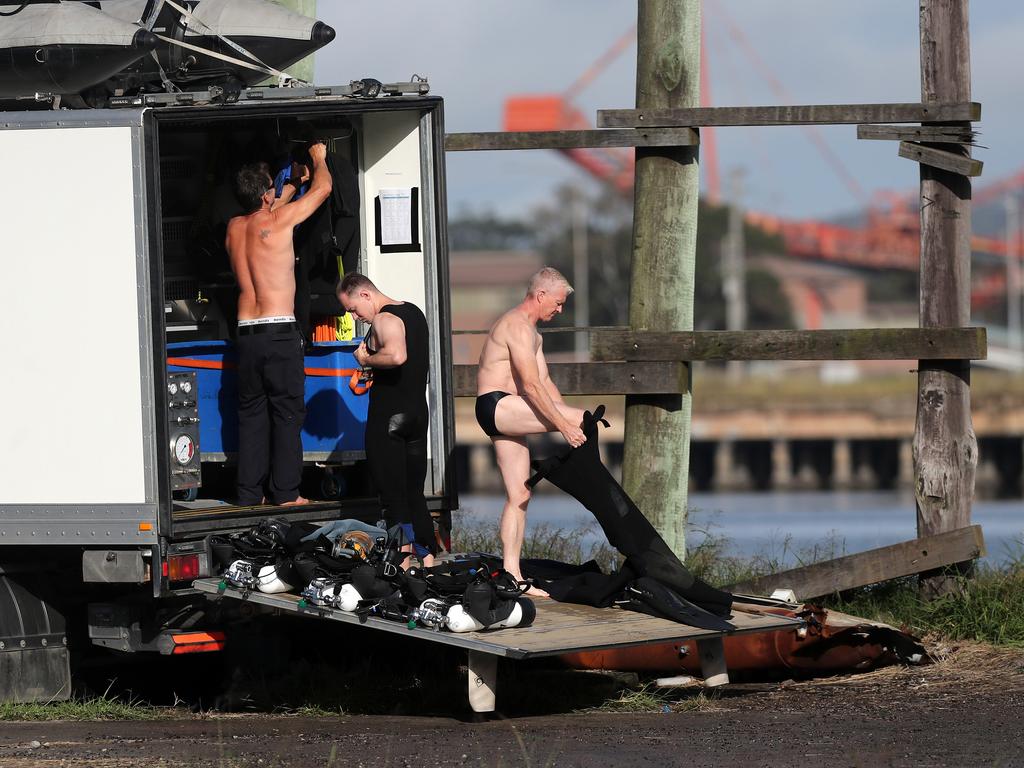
[1,642,1022,768]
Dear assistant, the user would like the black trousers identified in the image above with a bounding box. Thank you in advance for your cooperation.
[365,411,435,556]
[236,330,306,505]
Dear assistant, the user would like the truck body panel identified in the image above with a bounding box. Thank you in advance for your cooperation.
[0,110,161,544]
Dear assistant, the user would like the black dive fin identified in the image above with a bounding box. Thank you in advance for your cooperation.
[619,577,735,632]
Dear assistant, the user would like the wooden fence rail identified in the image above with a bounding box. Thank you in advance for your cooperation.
[597,101,981,128]
[727,525,985,600]
[445,127,699,152]
[590,327,987,362]
[452,361,687,399]
[448,327,986,397]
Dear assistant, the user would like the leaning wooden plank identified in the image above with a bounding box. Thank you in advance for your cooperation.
[590,327,987,362]
[726,525,986,600]
[597,102,981,128]
[445,128,699,151]
[857,124,977,143]
[452,362,688,398]
[898,141,983,177]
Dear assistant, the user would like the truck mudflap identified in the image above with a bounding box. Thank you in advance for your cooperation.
[193,578,802,713]
[0,573,70,703]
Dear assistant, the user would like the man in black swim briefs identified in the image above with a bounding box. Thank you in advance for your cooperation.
[475,267,587,594]
[474,390,510,438]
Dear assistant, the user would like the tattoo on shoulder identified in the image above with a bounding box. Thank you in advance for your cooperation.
[259,229,271,240]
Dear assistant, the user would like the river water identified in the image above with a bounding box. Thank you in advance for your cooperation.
[455,490,1024,568]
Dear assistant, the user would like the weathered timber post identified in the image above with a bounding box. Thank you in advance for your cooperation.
[914,0,978,597]
[622,0,701,556]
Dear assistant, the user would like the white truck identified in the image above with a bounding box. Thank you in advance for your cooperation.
[0,81,457,702]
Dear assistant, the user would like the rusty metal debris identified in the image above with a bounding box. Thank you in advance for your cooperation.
[561,600,926,676]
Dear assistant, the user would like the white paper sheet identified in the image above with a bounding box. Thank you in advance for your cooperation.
[379,187,413,246]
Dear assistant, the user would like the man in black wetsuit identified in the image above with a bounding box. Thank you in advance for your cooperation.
[337,273,436,566]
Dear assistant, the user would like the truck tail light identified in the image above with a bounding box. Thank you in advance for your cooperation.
[170,631,226,654]
[167,553,200,582]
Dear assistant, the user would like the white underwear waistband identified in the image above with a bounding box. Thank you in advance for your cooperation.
[238,315,296,327]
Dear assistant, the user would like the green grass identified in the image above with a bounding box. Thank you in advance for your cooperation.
[452,512,620,573]
[595,682,718,713]
[0,691,173,721]
[826,565,1024,648]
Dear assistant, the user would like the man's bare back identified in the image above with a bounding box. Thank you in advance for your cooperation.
[226,143,330,321]
[225,209,298,320]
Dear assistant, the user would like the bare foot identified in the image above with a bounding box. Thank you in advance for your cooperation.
[281,496,310,506]
[508,573,549,598]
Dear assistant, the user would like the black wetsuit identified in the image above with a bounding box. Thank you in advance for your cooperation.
[235,320,306,505]
[365,303,434,556]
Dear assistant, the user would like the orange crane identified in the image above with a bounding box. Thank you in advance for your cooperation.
[502,18,720,200]
[503,25,638,195]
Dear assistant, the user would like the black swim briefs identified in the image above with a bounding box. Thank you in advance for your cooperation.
[475,391,510,437]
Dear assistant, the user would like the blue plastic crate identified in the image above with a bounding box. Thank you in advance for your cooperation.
[167,340,368,461]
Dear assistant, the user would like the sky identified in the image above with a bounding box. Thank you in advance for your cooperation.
[313,1,1024,224]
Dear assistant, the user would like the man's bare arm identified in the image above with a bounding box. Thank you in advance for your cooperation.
[270,162,311,212]
[507,323,581,442]
[356,313,407,369]
[274,144,332,228]
[270,183,298,211]
[537,348,564,404]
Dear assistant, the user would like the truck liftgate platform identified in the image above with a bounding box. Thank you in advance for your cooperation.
[194,579,803,713]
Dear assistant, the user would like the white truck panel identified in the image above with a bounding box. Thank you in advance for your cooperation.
[0,126,148,504]
[361,110,427,312]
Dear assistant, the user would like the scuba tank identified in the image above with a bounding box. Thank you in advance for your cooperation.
[446,599,536,633]
[446,580,536,633]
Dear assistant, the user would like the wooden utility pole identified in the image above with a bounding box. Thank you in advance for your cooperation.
[914,0,978,597]
[622,0,701,556]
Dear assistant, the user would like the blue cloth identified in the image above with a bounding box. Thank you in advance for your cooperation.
[399,523,431,559]
[300,519,386,544]
[274,167,309,200]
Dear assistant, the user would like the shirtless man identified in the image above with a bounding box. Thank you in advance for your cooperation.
[476,267,587,591]
[226,142,332,506]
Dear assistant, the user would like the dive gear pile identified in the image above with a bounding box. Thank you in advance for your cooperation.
[210,405,736,634]
[211,519,536,633]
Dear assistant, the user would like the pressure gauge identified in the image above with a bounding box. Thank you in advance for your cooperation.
[180,380,193,394]
[172,434,195,465]
[168,382,179,396]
